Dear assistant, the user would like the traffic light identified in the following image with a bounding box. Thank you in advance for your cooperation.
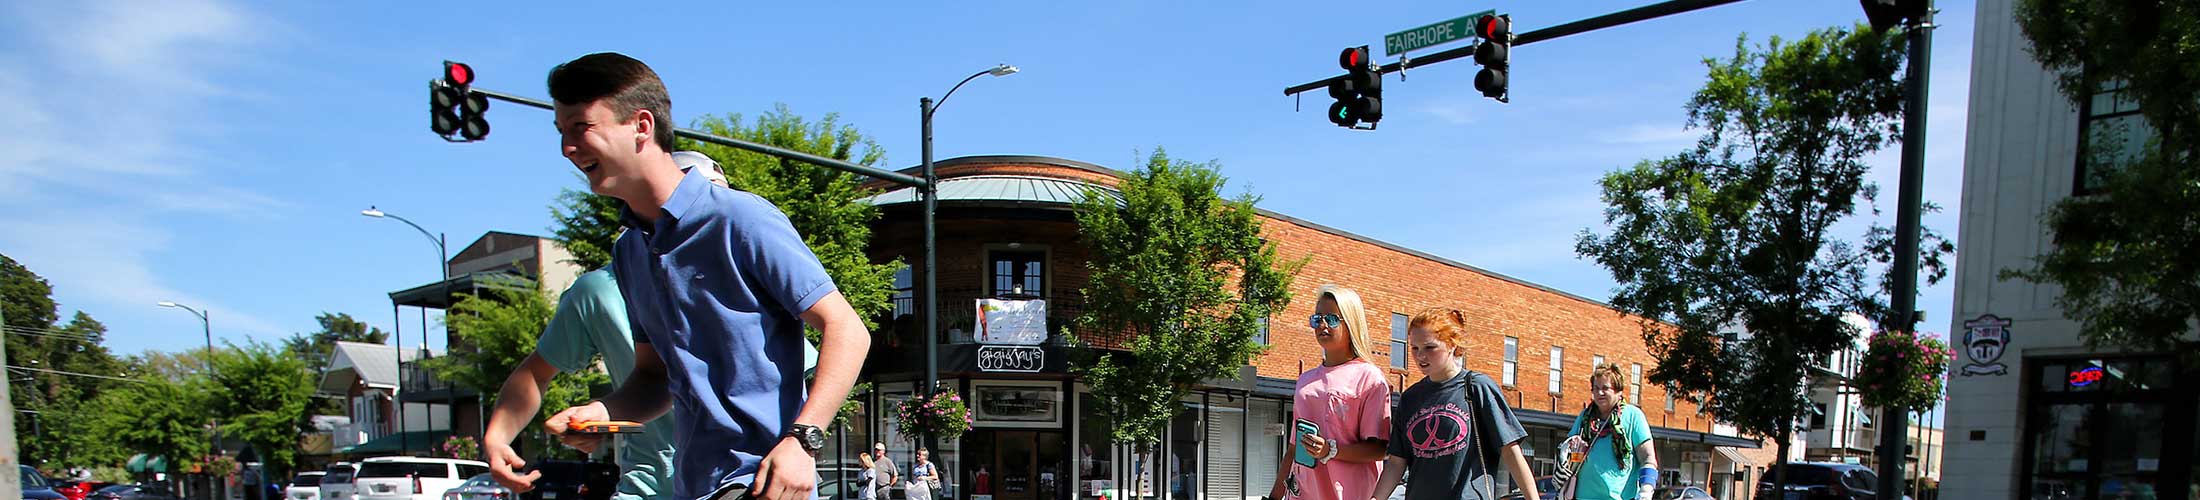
[1326,45,1382,128]
[1473,14,1511,102]
[1859,0,1928,31]
[431,61,489,141]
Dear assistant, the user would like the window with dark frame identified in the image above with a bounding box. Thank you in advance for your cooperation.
[1391,312,1409,370]
[1502,337,1519,387]
[988,250,1045,297]
[2074,78,2155,195]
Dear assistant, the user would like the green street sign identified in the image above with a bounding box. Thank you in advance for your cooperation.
[1384,9,1495,56]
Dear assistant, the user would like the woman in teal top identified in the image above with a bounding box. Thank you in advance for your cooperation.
[1562,364,1659,500]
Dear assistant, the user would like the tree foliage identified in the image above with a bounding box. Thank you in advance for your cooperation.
[2002,0,2200,352]
[1574,26,1951,457]
[549,185,623,271]
[1071,149,1300,447]
[4,255,131,468]
[207,341,315,477]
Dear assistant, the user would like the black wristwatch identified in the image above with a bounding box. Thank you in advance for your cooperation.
[785,423,827,453]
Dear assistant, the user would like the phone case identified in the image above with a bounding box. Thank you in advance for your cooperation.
[1291,419,1320,468]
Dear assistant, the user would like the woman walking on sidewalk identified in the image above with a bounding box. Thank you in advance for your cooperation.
[1369,308,1538,500]
[1265,285,1392,500]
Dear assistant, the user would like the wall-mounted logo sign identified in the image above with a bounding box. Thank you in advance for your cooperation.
[1961,314,2011,376]
[2067,366,2104,388]
[977,345,1045,373]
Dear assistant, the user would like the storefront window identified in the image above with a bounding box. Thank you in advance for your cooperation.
[1078,391,1113,500]
[2033,404,2092,475]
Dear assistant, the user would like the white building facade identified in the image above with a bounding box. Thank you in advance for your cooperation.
[1943,1,2197,498]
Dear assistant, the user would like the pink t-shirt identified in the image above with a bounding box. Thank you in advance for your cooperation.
[1288,359,1392,500]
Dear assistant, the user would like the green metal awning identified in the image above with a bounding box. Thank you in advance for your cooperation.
[336,430,453,455]
[125,454,169,474]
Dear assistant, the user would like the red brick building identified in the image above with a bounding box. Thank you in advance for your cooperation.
[844,156,1765,500]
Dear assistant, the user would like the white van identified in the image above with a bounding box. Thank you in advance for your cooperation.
[350,457,489,500]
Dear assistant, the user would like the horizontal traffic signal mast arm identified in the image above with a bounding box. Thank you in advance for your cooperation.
[1282,0,1746,96]
[459,86,929,188]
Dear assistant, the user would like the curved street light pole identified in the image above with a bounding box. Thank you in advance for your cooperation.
[156,300,218,496]
[362,206,450,456]
[918,63,1017,466]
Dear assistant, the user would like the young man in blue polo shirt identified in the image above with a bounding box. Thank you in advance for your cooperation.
[539,52,871,500]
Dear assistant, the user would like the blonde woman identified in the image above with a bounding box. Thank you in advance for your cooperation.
[1265,285,1391,500]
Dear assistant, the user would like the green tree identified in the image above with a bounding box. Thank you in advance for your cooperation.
[4,255,131,468]
[88,375,209,472]
[207,341,315,477]
[1573,25,1950,487]
[681,105,902,331]
[1070,149,1299,448]
[424,285,605,461]
[549,184,623,271]
[2001,1,2200,353]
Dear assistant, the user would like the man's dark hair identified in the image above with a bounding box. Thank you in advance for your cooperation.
[547,52,675,152]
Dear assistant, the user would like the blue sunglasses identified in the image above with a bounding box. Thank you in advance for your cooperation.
[1308,313,1344,329]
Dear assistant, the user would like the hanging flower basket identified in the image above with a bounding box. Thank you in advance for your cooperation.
[1856,330,1952,413]
[441,436,482,461]
[894,386,974,442]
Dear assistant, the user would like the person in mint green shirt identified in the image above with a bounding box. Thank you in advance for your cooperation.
[1561,364,1659,500]
[483,268,678,500]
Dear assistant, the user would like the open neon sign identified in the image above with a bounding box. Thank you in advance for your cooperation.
[2068,366,2105,387]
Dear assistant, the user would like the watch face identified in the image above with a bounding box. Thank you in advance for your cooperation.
[795,425,826,449]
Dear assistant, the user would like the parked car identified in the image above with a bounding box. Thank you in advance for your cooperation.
[54,480,112,500]
[441,474,511,500]
[21,466,66,500]
[288,471,329,500]
[87,484,176,500]
[514,460,616,500]
[1654,485,1712,500]
[1756,462,1891,500]
[351,457,489,500]
[1496,475,1560,500]
[320,463,360,500]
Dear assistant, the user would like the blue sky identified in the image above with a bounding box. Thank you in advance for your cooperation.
[0,0,1974,384]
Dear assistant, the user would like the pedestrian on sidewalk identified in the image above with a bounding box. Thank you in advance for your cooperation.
[1560,365,1659,500]
[1369,308,1537,500]
[539,52,872,500]
[1265,285,1391,500]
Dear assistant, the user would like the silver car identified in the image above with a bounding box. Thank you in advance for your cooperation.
[442,474,512,500]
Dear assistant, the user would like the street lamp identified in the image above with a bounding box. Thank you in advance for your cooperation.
[362,206,450,455]
[918,62,1017,459]
[156,300,219,493]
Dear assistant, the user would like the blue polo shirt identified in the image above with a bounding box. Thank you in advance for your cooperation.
[610,170,838,500]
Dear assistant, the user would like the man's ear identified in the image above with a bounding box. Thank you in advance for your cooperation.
[632,108,656,152]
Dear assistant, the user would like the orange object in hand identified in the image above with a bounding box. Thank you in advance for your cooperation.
[565,420,645,434]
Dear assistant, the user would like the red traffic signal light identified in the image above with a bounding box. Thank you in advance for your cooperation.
[1476,15,1509,40]
[1338,46,1367,71]
[443,61,474,87]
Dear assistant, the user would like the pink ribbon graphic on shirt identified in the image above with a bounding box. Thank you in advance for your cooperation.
[1407,403,1472,458]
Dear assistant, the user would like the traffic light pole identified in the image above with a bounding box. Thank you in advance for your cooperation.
[1283,0,1746,96]
[465,87,928,187]
[1877,2,1934,496]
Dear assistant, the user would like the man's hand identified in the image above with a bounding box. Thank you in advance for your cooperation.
[544,401,611,454]
[1638,484,1655,500]
[485,440,541,493]
[753,437,817,500]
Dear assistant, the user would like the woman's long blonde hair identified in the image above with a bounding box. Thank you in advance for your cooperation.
[1317,284,1376,361]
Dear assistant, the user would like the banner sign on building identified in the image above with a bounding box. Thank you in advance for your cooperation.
[977,298,1048,345]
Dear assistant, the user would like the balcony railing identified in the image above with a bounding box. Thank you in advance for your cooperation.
[331,420,387,449]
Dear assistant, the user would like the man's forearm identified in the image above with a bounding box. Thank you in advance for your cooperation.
[796,318,870,428]
[486,364,551,444]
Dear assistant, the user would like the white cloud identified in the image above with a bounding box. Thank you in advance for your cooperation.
[1602,122,1699,146]
[0,0,291,344]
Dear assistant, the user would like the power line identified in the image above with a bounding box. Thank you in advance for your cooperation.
[1,325,104,341]
[4,364,143,383]
[5,329,103,343]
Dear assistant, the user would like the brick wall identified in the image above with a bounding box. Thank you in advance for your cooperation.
[863,157,1710,433]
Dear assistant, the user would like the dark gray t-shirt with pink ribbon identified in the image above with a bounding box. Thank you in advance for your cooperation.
[1387,370,1527,500]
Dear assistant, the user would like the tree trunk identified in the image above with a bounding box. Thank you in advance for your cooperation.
[1771,422,1790,500]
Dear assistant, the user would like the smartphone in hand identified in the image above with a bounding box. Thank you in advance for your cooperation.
[1291,418,1320,468]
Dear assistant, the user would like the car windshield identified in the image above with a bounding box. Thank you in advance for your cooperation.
[325,465,358,483]
[359,462,451,479]
[97,485,137,494]
[292,474,324,487]
[21,467,50,488]
[1766,465,1838,485]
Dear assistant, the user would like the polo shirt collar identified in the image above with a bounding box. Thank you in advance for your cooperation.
[620,169,713,241]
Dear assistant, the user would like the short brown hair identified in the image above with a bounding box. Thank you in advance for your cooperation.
[547,52,676,152]
[1589,363,1626,391]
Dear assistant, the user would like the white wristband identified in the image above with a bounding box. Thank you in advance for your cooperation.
[1319,438,1340,464]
